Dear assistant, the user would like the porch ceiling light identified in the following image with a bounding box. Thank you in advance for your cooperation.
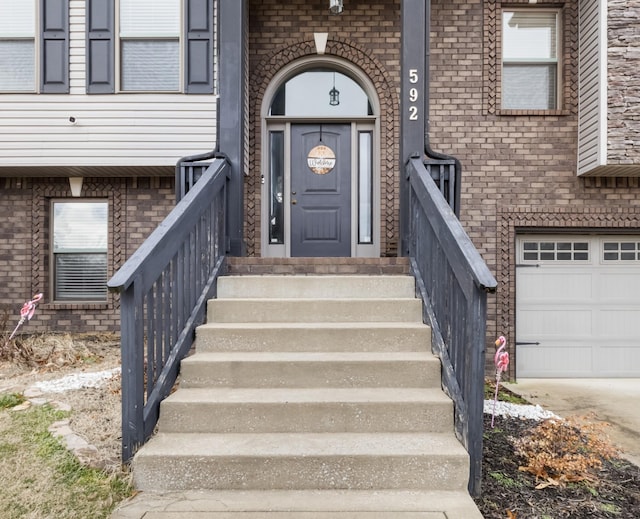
[329,0,343,15]
[329,72,340,106]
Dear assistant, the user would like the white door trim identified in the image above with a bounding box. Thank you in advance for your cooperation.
[260,57,381,258]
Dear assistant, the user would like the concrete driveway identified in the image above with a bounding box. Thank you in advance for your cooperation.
[504,379,640,467]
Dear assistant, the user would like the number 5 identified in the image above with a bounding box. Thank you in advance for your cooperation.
[409,69,418,84]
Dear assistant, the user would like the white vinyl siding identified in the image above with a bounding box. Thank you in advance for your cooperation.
[502,10,559,110]
[0,0,216,168]
[516,235,640,378]
[69,0,86,94]
[53,201,108,301]
[0,95,216,167]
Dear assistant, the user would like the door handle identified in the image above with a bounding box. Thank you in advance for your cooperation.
[292,199,297,205]
[515,341,540,346]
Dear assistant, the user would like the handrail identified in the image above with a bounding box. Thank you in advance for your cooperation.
[406,156,497,497]
[424,148,461,218]
[107,157,230,461]
[175,148,228,202]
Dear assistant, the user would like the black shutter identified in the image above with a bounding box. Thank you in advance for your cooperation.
[86,0,115,94]
[184,0,214,94]
[40,0,69,93]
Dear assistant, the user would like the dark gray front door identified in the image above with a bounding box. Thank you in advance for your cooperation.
[291,124,352,257]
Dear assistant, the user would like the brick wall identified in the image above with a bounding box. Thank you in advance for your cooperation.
[0,176,174,335]
[430,0,640,375]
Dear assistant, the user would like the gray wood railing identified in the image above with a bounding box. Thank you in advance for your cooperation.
[407,156,497,497]
[425,153,461,218]
[107,157,230,462]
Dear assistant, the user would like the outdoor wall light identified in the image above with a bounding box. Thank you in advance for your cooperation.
[329,72,340,106]
[329,0,343,15]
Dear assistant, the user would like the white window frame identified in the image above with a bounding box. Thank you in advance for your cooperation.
[51,200,109,303]
[602,239,640,263]
[0,0,38,92]
[116,0,183,93]
[519,238,591,263]
[501,8,561,111]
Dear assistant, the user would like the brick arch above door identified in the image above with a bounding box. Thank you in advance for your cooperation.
[246,38,400,257]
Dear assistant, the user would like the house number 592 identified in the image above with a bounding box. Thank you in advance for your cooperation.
[408,69,419,121]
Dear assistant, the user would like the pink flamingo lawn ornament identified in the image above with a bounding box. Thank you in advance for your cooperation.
[4,293,44,346]
[491,335,510,428]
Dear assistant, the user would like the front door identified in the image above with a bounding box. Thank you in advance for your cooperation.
[290,124,351,257]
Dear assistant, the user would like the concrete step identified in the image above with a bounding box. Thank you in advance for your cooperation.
[207,298,423,323]
[217,275,416,299]
[195,322,431,352]
[118,270,483,519]
[226,256,411,275]
[158,387,453,434]
[132,432,470,492]
[111,489,483,519]
[178,352,441,388]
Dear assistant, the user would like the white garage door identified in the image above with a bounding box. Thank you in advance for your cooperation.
[516,235,640,378]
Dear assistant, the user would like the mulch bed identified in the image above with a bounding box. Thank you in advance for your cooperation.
[476,413,640,518]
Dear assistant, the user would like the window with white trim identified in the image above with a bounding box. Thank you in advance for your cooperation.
[52,201,108,302]
[603,241,640,262]
[119,0,180,92]
[0,2,35,91]
[502,10,559,110]
[0,0,69,93]
[521,240,589,262]
[86,0,213,94]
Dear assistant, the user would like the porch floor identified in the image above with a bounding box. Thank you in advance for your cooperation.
[226,257,411,276]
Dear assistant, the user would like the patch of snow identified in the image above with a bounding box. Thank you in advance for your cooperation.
[31,367,121,394]
[484,399,560,421]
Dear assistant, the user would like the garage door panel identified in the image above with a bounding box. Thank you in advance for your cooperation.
[517,309,592,337]
[518,271,593,302]
[594,347,640,376]
[516,235,640,378]
[598,273,640,302]
[597,309,640,337]
[517,344,592,377]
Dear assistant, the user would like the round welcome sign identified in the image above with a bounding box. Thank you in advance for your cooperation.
[307,145,336,175]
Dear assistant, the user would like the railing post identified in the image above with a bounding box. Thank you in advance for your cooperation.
[467,291,488,497]
[120,279,145,462]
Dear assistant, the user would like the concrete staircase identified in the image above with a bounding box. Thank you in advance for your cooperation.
[113,271,483,518]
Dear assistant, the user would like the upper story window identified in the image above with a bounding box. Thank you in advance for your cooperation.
[87,0,213,94]
[0,2,35,91]
[52,201,108,302]
[502,10,559,110]
[119,0,180,92]
[0,0,69,93]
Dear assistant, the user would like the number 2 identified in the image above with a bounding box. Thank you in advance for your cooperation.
[409,106,418,121]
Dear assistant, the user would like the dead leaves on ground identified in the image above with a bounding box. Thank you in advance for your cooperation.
[513,415,619,489]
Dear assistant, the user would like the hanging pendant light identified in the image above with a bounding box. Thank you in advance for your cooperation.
[329,0,343,15]
[329,72,340,106]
